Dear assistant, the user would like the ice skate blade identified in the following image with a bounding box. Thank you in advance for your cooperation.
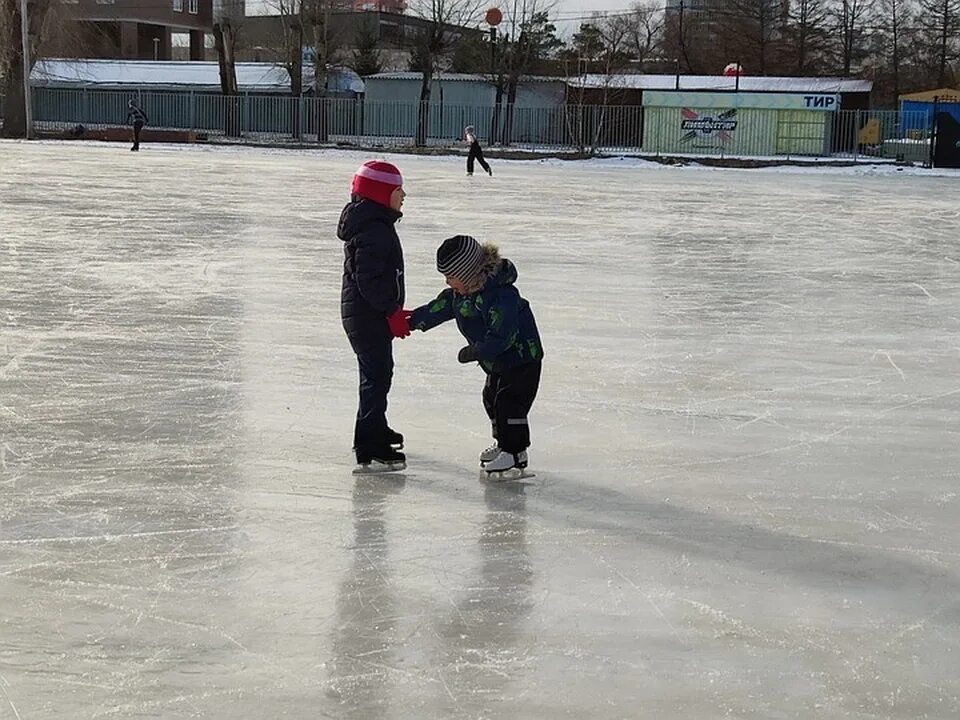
[483,468,536,482]
[353,461,406,475]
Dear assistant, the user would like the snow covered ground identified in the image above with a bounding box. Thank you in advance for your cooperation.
[1,140,959,719]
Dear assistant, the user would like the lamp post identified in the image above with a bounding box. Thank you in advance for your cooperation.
[484,7,502,142]
[153,37,160,60]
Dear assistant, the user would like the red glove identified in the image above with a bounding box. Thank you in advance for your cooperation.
[387,308,411,339]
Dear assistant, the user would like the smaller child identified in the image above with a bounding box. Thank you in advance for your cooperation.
[409,235,543,474]
[464,125,493,177]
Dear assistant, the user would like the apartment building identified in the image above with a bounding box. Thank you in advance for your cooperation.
[52,0,213,60]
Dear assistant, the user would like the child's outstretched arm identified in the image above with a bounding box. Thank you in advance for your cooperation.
[409,289,456,332]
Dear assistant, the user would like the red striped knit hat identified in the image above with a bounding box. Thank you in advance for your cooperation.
[351,160,403,208]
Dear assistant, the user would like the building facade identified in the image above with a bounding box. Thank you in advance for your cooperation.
[51,0,213,61]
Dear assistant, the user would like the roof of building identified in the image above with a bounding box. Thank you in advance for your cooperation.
[899,87,960,103]
[365,72,561,84]
[364,72,872,93]
[32,62,870,97]
[30,59,364,93]
[566,74,873,93]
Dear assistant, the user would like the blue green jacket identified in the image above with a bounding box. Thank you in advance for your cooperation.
[409,254,543,373]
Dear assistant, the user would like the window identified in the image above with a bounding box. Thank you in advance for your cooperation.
[188,0,198,13]
[173,0,183,10]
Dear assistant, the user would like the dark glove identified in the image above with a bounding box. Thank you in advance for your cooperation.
[457,345,479,364]
[387,308,411,339]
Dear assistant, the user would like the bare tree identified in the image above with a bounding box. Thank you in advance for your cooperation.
[621,0,664,70]
[784,0,831,73]
[589,14,635,151]
[661,1,694,73]
[306,0,346,142]
[0,0,25,137]
[562,15,634,155]
[1,0,82,138]
[830,0,876,74]
[497,0,561,145]
[721,0,785,75]
[916,0,960,86]
[407,0,485,146]
[213,0,243,137]
[661,0,727,74]
[263,0,306,98]
[874,0,912,100]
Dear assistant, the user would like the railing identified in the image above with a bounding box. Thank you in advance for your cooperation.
[3,87,935,164]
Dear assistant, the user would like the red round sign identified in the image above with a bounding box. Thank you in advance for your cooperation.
[484,7,503,26]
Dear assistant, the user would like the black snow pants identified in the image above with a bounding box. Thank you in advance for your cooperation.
[132,121,144,151]
[353,340,394,456]
[467,141,491,175]
[482,361,541,454]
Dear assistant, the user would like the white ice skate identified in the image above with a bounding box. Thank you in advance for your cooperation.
[482,450,534,481]
[479,443,502,465]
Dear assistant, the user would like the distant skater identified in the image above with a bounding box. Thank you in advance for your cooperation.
[464,125,492,177]
[126,100,148,152]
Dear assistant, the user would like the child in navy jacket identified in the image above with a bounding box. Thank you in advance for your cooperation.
[409,235,543,474]
[338,160,411,472]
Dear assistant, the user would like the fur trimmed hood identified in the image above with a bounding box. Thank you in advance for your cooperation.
[462,243,514,294]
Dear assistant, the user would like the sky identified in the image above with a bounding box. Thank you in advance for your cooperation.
[552,0,637,26]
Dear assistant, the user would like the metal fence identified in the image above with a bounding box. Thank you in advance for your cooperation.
[2,87,936,163]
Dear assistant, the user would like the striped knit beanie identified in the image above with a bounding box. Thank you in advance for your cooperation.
[437,235,483,282]
[351,160,403,209]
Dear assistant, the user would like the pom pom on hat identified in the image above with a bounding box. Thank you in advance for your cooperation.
[351,160,403,208]
[437,235,484,282]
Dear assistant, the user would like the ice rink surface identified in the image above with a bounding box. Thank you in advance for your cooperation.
[1,140,959,719]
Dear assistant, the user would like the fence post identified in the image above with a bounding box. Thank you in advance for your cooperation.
[928,96,939,168]
[853,109,861,162]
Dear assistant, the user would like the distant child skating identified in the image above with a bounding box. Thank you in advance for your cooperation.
[409,235,543,477]
[126,99,148,152]
[464,126,493,177]
[338,160,412,474]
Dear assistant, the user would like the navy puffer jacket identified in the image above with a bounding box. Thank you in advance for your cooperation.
[409,247,543,374]
[338,199,405,350]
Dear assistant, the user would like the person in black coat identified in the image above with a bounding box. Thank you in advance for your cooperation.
[337,160,411,471]
[126,100,148,152]
[464,125,493,177]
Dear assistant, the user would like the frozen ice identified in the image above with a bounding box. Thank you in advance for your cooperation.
[1,140,959,719]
